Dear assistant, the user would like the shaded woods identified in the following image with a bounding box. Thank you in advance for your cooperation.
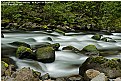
[1,1,121,32]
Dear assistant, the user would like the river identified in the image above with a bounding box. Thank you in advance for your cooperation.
[1,31,121,78]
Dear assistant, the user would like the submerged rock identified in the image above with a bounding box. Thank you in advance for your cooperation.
[9,41,30,48]
[35,46,55,63]
[91,34,102,40]
[62,45,80,53]
[81,45,99,56]
[79,56,121,78]
[16,46,33,59]
[31,42,60,51]
[101,37,116,42]
[1,33,4,38]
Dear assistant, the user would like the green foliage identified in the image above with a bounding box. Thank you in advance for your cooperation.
[1,1,121,32]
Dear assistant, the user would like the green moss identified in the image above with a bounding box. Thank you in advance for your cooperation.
[2,61,9,68]
[16,46,32,59]
[55,29,65,35]
[91,56,107,64]
[91,34,102,40]
[51,43,60,50]
[104,59,120,68]
[62,45,80,53]
[82,45,98,52]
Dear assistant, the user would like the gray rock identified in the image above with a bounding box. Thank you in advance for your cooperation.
[91,73,107,81]
[11,67,40,81]
[84,69,100,81]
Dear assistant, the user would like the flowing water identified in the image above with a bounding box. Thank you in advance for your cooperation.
[1,31,121,78]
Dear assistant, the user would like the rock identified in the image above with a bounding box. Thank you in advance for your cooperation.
[1,33,4,38]
[91,73,108,81]
[55,77,67,81]
[51,43,60,51]
[101,37,116,42]
[114,77,121,81]
[1,61,9,76]
[79,56,121,78]
[55,29,65,35]
[11,67,40,81]
[62,45,80,53]
[5,64,16,76]
[31,42,51,50]
[9,41,30,48]
[1,76,14,81]
[36,46,55,63]
[84,69,100,81]
[39,73,50,80]
[31,42,60,51]
[47,37,53,41]
[91,34,102,40]
[81,45,99,56]
[16,46,33,59]
[1,43,17,55]
[67,75,83,81]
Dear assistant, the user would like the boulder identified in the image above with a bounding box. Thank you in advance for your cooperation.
[91,34,102,40]
[1,61,9,76]
[62,45,80,53]
[16,46,33,59]
[91,73,108,81]
[114,77,121,81]
[84,69,100,81]
[79,56,121,78]
[11,67,40,81]
[101,37,116,42]
[35,46,55,63]
[81,45,99,56]
[9,41,30,48]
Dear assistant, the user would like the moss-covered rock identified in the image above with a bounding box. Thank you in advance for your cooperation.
[55,29,65,35]
[16,46,33,59]
[1,61,9,76]
[35,46,55,63]
[79,56,121,78]
[81,45,99,56]
[9,41,30,48]
[62,45,80,53]
[101,37,116,42]
[51,43,60,51]
[91,34,102,40]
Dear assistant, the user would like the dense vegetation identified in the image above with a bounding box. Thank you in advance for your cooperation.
[1,1,121,32]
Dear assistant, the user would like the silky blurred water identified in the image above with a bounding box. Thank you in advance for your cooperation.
[1,31,121,77]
